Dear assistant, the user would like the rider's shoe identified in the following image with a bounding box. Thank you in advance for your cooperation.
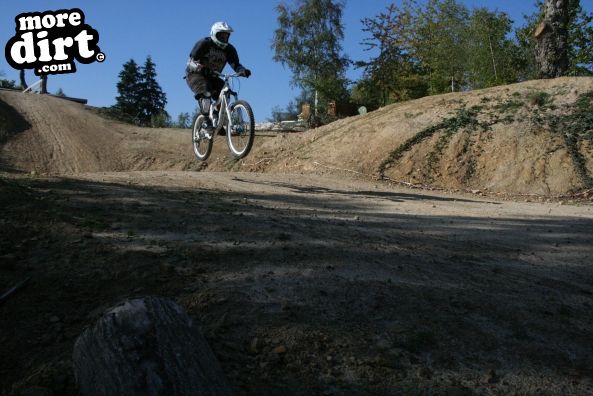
[199,119,213,139]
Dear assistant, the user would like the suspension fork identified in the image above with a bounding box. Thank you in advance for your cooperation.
[213,94,228,131]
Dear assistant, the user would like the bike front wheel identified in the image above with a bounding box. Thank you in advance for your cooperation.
[226,100,255,159]
[192,114,213,161]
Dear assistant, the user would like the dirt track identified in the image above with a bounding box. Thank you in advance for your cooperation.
[1,81,593,395]
[2,171,593,395]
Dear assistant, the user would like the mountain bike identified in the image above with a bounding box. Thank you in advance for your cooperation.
[192,72,255,161]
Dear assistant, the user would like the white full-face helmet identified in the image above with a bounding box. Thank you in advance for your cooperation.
[210,21,233,49]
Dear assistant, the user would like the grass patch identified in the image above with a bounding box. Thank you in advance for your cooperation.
[548,91,593,188]
[527,91,552,107]
[494,99,523,113]
[378,89,593,190]
[425,129,457,183]
[378,106,482,177]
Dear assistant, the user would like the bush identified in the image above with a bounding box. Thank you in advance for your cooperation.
[0,79,17,89]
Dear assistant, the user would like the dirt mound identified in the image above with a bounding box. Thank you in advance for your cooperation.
[2,80,593,395]
[0,90,199,174]
[227,77,593,196]
[2,77,593,195]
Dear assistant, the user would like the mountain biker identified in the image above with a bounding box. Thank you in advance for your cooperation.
[185,21,251,124]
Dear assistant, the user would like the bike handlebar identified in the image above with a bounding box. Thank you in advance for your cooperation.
[213,71,245,79]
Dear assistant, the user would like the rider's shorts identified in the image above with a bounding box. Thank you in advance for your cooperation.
[186,72,224,100]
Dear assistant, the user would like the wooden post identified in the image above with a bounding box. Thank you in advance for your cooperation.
[299,103,310,122]
[40,75,48,94]
[327,101,336,117]
[19,70,27,90]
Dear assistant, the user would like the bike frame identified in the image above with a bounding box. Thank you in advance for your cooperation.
[192,71,254,161]
[209,72,240,132]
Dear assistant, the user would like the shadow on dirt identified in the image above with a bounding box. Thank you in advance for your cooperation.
[231,176,490,204]
[0,97,31,174]
[1,176,592,395]
[0,97,31,145]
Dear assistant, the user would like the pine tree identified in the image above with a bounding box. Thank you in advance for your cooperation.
[114,59,142,122]
[138,56,168,126]
[113,57,168,126]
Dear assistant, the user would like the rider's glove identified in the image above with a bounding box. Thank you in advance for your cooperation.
[187,59,200,73]
[239,69,251,78]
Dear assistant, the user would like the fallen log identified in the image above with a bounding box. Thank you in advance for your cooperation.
[73,296,233,396]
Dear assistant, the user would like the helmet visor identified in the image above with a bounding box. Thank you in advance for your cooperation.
[216,32,230,44]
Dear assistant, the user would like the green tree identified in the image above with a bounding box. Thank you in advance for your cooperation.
[413,0,469,94]
[114,59,142,122]
[567,0,593,75]
[0,70,17,89]
[272,0,350,117]
[515,10,540,80]
[114,57,168,126]
[355,1,426,108]
[465,8,522,88]
[269,106,286,123]
[175,112,191,128]
[138,56,168,126]
[355,0,532,101]
[269,100,300,122]
[150,112,171,128]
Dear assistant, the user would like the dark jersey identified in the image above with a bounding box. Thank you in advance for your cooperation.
[188,37,245,74]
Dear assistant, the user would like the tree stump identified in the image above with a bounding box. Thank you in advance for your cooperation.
[72,297,234,396]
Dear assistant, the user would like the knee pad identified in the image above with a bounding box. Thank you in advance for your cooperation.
[199,93,212,115]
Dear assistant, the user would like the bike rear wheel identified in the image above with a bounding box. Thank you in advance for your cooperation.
[192,114,213,161]
[226,100,255,159]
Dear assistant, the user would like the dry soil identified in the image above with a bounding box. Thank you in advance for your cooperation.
[1,79,592,395]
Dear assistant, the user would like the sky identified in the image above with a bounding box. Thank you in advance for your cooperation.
[2,1,590,123]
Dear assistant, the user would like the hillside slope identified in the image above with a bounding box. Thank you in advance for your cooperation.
[235,77,593,196]
[2,77,593,195]
[2,81,593,395]
[0,90,199,174]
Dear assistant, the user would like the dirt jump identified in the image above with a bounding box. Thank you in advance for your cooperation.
[1,77,592,395]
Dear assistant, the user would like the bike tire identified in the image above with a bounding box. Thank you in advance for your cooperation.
[226,100,255,159]
[192,114,213,161]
